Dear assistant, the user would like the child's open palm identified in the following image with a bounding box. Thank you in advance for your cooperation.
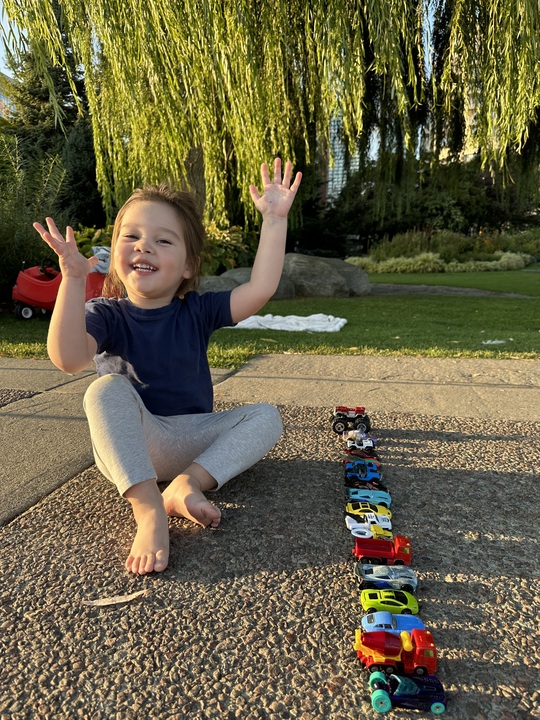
[33,218,99,278]
[249,158,302,218]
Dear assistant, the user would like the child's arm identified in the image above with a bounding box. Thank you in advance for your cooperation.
[230,158,302,324]
[33,218,99,374]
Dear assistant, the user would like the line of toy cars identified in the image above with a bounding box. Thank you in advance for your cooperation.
[331,406,448,715]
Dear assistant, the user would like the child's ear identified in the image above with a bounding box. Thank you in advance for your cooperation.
[182,263,193,279]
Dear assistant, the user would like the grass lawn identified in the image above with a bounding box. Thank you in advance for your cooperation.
[1,269,538,367]
[369,267,540,296]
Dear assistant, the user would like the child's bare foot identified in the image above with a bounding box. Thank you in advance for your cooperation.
[162,468,221,528]
[124,481,170,574]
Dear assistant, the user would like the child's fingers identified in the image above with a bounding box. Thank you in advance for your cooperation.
[260,162,271,186]
[290,170,303,193]
[282,160,293,188]
[249,184,262,203]
[273,157,282,184]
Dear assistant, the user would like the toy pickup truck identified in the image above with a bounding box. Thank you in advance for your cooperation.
[353,535,412,566]
[354,628,438,677]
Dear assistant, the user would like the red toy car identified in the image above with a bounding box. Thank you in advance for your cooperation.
[353,535,412,566]
[12,259,104,319]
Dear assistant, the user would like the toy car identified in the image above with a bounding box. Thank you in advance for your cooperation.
[360,589,419,615]
[346,513,392,532]
[344,459,382,480]
[345,501,392,520]
[345,487,392,507]
[360,611,425,636]
[332,406,371,434]
[353,535,412,566]
[344,444,381,461]
[354,627,437,676]
[369,672,447,714]
[348,524,393,541]
[354,564,417,593]
[344,474,388,492]
[343,429,378,446]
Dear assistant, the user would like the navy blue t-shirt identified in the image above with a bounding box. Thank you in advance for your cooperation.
[85,291,233,416]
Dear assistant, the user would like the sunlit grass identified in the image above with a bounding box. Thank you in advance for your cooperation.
[2,268,539,367]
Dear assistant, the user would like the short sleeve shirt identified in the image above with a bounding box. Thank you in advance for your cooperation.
[85,291,233,416]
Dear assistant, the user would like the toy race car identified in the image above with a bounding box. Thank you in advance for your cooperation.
[354,564,417,593]
[369,672,447,715]
[345,501,392,520]
[346,513,392,532]
[360,589,419,615]
[344,474,388,492]
[332,406,371,434]
[344,444,381,462]
[360,611,425,636]
[345,487,392,508]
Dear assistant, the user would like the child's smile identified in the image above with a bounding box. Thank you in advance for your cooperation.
[114,200,192,308]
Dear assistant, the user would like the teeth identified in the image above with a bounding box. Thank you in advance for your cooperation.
[133,263,156,271]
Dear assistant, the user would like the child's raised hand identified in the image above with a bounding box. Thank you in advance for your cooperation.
[33,218,99,278]
[249,158,302,218]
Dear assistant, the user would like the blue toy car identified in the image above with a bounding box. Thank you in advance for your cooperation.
[344,459,381,479]
[345,487,392,508]
[361,611,425,636]
[369,672,447,715]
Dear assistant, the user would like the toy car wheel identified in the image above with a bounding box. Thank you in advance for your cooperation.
[354,417,371,432]
[368,671,387,690]
[366,607,378,614]
[371,689,392,713]
[413,666,427,676]
[401,609,413,615]
[430,702,446,715]
[402,584,414,593]
[332,419,348,434]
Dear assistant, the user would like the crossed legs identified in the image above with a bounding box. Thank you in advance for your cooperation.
[83,374,282,574]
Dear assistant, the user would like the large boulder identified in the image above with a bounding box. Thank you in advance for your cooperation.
[282,253,349,297]
[198,254,370,298]
[317,257,371,296]
[220,267,296,300]
[197,275,239,293]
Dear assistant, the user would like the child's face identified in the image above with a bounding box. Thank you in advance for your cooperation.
[114,200,192,308]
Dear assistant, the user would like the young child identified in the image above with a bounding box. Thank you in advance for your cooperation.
[34,158,302,575]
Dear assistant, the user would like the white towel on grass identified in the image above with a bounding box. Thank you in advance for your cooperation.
[231,313,347,332]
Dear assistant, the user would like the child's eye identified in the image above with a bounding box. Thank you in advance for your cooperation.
[157,239,172,245]
[124,234,138,240]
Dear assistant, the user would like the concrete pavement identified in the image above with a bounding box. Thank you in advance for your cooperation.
[0,354,538,525]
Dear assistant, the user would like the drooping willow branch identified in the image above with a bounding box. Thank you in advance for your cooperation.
[4,0,540,222]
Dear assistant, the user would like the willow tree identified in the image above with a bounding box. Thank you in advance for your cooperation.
[3,0,540,223]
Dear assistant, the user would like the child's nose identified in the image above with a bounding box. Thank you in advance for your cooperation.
[134,236,152,253]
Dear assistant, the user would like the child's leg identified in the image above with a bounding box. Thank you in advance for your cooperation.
[161,403,283,520]
[83,374,172,574]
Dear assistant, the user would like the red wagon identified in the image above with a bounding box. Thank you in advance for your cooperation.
[12,259,104,319]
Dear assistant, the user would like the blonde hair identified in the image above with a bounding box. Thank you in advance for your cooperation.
[103,184,205,298]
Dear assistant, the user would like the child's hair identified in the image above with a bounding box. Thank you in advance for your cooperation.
[103,184,205,299]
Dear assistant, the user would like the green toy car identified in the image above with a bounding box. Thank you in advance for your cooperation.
[360,589,419,615]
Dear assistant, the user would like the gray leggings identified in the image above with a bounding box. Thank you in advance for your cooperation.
[83,374,283,496]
